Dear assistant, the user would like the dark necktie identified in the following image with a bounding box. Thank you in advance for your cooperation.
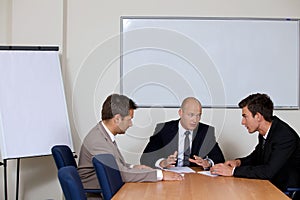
[183,131,191,166]
[259,138,266,161]
[262,138,266,150]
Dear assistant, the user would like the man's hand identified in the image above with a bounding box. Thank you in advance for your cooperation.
[189,155,211,168]
[224,159,241,168]
[210,163,234,176]
[160,151,178,168]
[162,170,184,181]
[133,165,152,170]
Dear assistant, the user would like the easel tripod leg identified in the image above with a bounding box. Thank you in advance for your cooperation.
[16,158,20,200]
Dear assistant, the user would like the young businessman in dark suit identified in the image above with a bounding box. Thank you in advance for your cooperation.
[140,97,225,169]
[210,93,300,195]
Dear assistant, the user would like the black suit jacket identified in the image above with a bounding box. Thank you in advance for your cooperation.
[140,119,225,168]
[234,116,300,191]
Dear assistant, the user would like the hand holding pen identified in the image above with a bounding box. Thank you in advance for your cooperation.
[160,151,178,168]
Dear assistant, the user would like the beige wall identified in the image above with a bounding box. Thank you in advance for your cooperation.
[0,0,11,43]
[0,0,300,199]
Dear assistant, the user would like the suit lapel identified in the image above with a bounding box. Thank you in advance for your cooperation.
[169,125,180,154]
[98,123,126,165]
[191,123,207,156]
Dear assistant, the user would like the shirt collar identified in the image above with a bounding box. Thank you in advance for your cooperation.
[178,122,192,136]
[101,121,115,142]
[263,126,271,140]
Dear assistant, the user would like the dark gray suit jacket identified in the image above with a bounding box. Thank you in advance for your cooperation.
[140,119,225,168]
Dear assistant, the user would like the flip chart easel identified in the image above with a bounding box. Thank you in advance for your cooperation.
[0,46,73,200]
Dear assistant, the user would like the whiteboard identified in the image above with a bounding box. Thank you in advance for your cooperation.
[120,17,300,109]
[0,49,73,159]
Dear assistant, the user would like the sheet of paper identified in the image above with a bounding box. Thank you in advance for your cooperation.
[164,167,195,173]
[198,171,218,177]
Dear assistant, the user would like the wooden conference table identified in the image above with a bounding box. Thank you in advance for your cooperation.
[112,169,290,200]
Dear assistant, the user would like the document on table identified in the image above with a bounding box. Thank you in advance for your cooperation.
[164,167,195,173]
[198,171,218,177]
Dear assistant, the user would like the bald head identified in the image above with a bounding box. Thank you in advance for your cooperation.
[179,97,202,131]
[181,97,202,111]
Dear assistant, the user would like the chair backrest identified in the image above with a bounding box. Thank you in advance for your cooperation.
[52,145,103,196]
[285,187,300,199]
[92,154,124,200]
[51,145,77,169]
[58,166,87,200]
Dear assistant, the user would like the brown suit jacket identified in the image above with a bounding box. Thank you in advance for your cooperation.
[78,122,158,189]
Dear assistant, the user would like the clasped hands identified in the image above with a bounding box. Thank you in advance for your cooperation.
[210,159,241,176]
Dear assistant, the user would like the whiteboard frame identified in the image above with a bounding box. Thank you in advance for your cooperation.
[120,17,300,109]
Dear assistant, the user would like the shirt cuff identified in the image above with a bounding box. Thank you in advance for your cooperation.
[129,164,134,169]
[155,158,165,169]
[203,157,214,170]
[232,167,236,176]
[156,169,163,180]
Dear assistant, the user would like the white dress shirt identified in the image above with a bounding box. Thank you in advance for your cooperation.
[177,123,192,167]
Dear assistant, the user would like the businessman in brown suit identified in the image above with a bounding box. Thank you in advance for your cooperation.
[78,94,183,193]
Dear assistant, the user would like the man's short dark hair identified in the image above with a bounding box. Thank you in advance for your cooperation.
[101,94,137,120]
[238,93,273,122]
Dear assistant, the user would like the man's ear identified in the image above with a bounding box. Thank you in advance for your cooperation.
[178,108,183,118]
[255,112,263,122]
[114,114,122,124]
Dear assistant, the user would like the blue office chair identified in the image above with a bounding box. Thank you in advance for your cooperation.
[51,145,77,169]
[285,187,300,199]
[51,145,102,195]
[58,166,87,200]
[92,154,124,200]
